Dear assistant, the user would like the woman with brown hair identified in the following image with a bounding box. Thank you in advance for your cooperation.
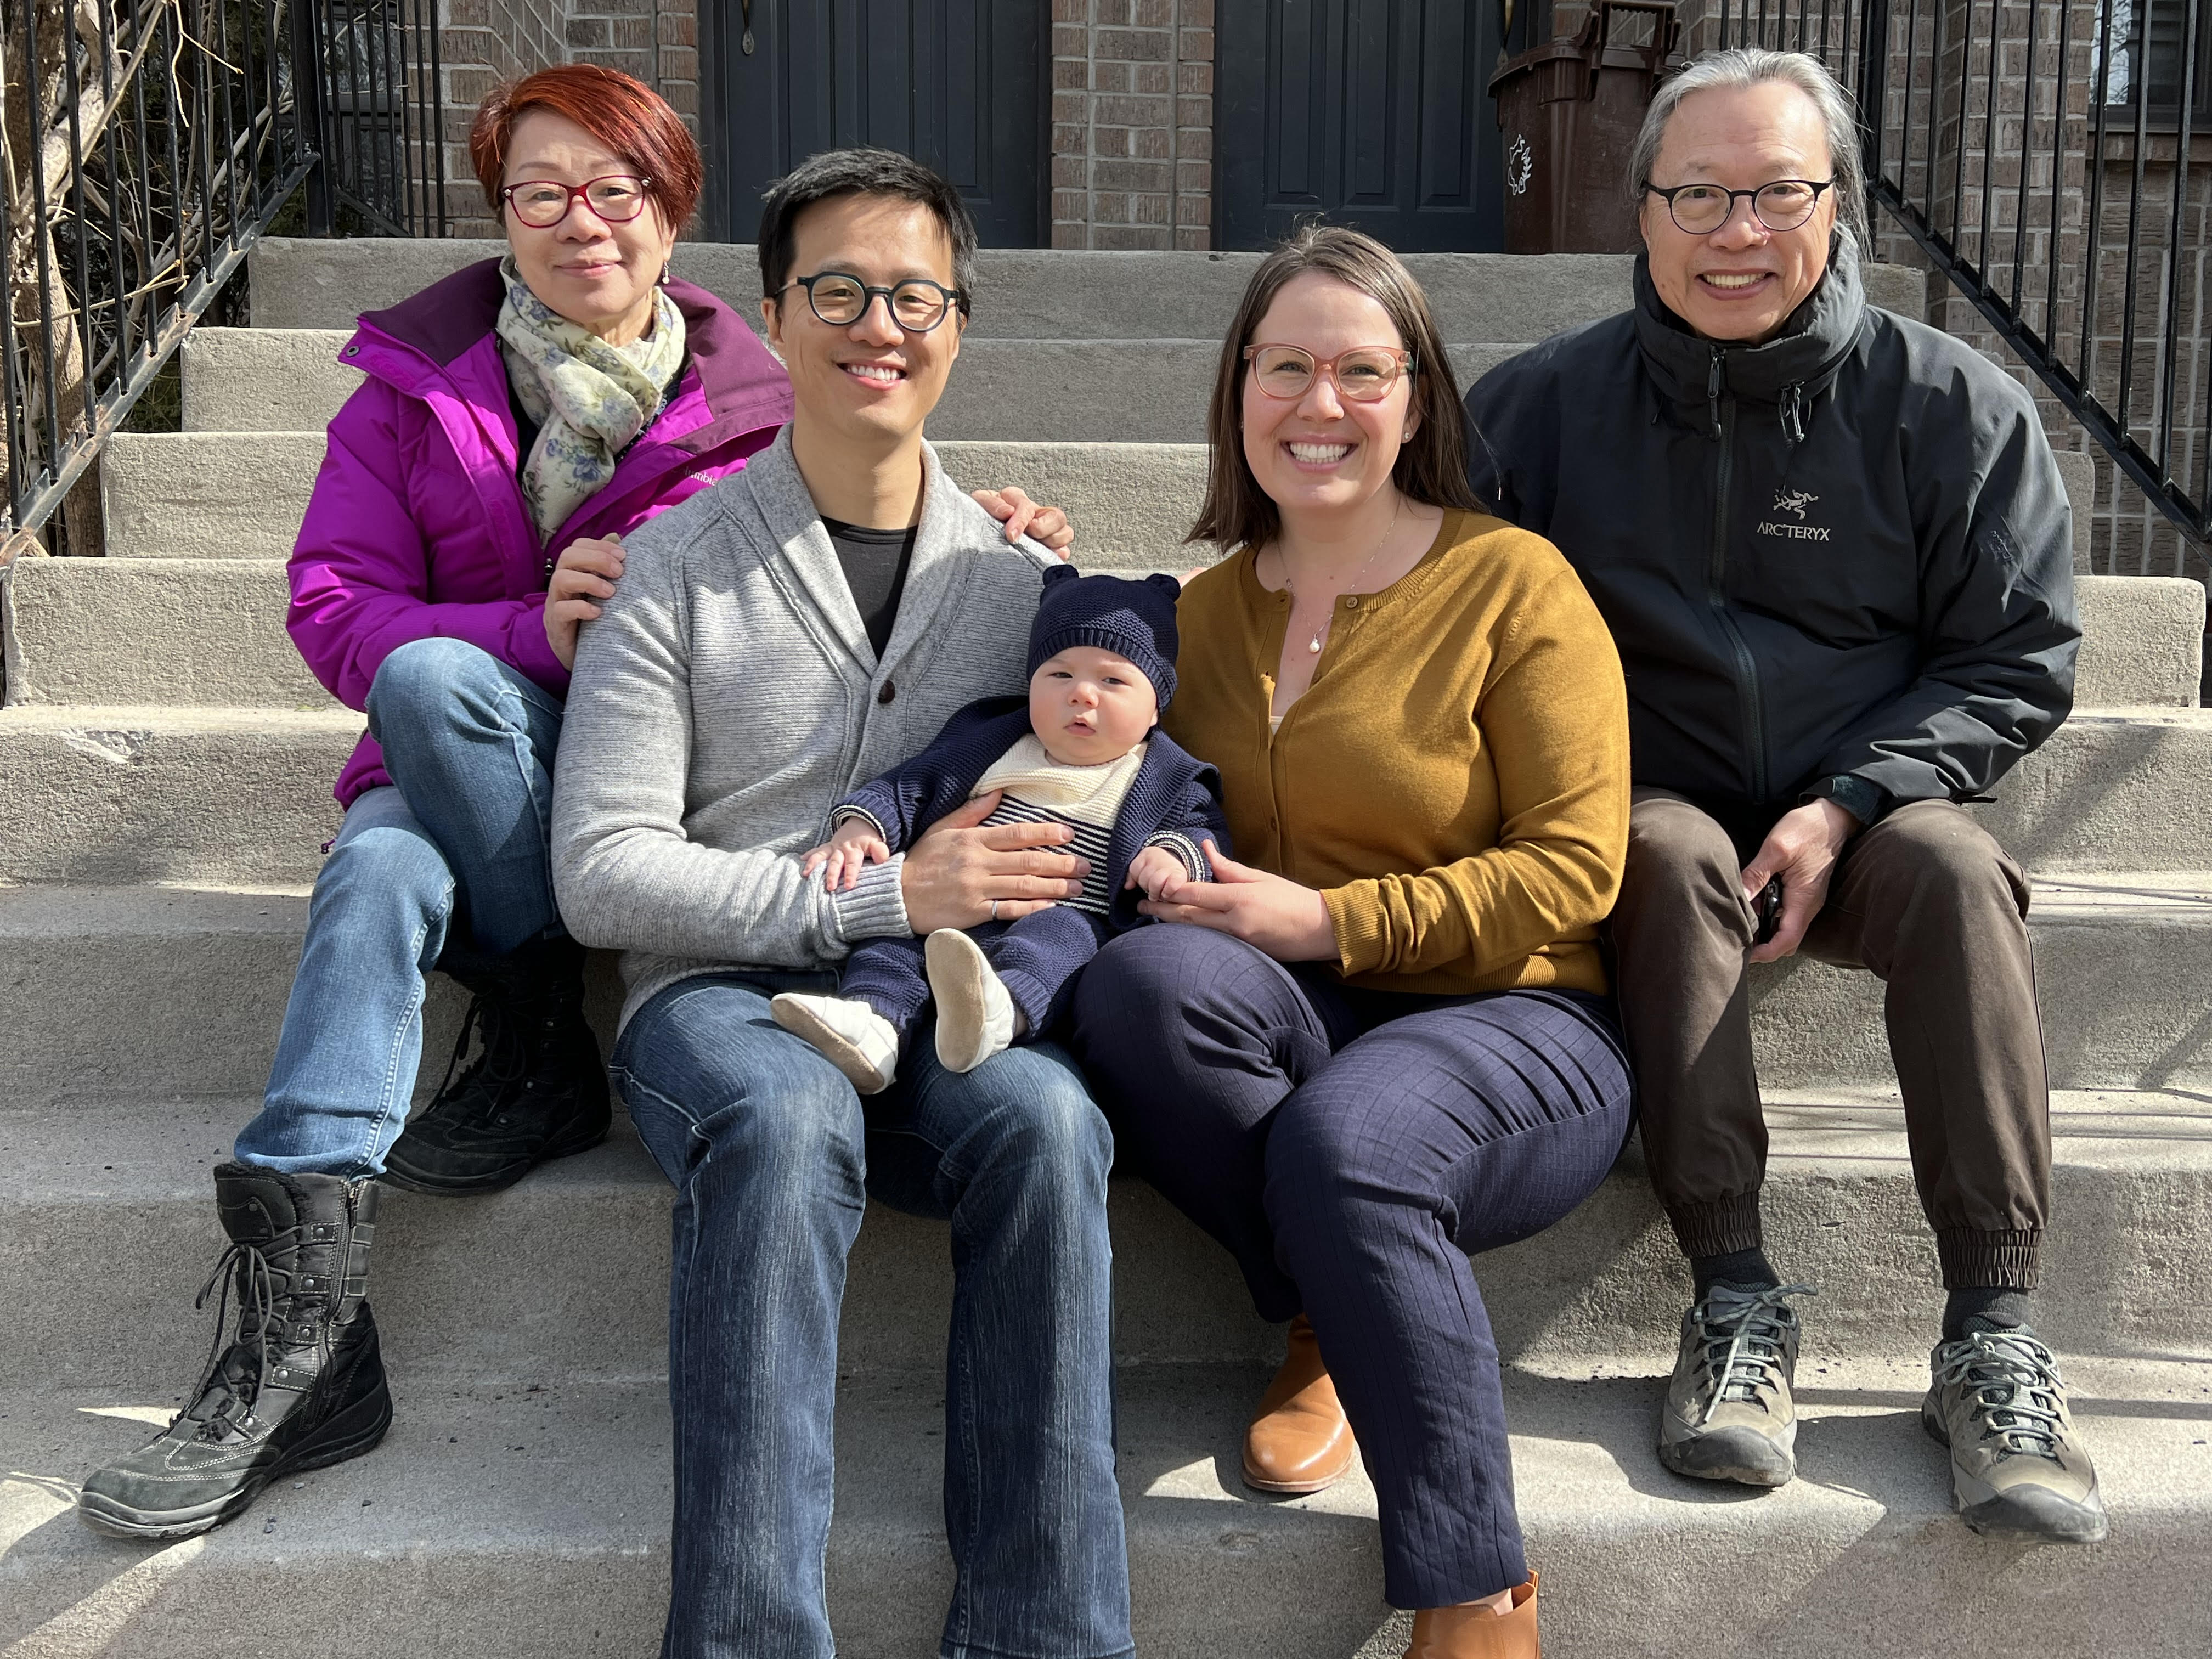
[1073,226,1634,1656]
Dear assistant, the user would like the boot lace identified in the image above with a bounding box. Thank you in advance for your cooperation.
[1934,1328,2068,1461]
[429,990,527,1120]
[178,1223,328,1443]
[1692,1282,1817,1425]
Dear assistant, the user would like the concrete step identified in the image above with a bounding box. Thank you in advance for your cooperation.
[80,419,2196,704]
[2079,571,2204,702]
[179,329,1528,443]
[14,544,2196,719]
[7,695,2212,886]
[244,235,1933,338]
[96,430,1209,571]
[3,1356,2204,1659]
[0,708,354,885]
[2,1080,2207,1399]
[1,558,336,709]
[3,866,2211,1127]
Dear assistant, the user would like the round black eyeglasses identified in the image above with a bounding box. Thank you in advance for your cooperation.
[1643,178,1835,235]
[778,272,966,334]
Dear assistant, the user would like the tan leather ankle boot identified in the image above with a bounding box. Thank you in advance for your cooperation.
[1403,1573,1538,1658]
[1241,1314,1356,1493]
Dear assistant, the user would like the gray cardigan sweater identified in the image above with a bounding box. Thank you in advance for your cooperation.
[550,427,1053,1029]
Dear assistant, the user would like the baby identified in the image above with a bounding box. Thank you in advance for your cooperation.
[772,566,1228,1092]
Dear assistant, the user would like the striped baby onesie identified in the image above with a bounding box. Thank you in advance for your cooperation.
[970,734,1148,916]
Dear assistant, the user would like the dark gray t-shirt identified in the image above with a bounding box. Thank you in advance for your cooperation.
[821,516,918,657]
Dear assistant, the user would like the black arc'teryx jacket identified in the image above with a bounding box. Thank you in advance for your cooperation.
[1463,239,2079,832]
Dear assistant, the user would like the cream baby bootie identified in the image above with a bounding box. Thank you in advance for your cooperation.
[771,993,899,1094]
[926,929,1019,1073]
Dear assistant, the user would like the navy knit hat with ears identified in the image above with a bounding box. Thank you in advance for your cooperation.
[1026,566,1182,708]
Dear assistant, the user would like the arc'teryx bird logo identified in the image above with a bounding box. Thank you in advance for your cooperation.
[1758,488,1831,540]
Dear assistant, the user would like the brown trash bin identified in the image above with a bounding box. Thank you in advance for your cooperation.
[1490,2,1684,253]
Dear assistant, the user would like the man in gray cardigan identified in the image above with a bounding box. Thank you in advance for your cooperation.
[550,152,1131,1659]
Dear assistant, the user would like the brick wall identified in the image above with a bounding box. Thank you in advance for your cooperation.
[1050,0,1215,249]
[440,0,567,230]
[438,0,698,234]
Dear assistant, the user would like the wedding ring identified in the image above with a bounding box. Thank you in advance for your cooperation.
[989,899,1001,921]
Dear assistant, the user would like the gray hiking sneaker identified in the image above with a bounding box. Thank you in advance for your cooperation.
[1924,1322,2108,1543]
[1658,1282,1816,1487]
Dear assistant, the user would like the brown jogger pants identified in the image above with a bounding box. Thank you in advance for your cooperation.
[1607,789,2051,1289]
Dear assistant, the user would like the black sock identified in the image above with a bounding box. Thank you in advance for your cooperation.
[1690,1246,1780,1300]
[1944,1286,2032,1341]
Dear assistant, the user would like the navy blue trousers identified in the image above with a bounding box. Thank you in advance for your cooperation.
[843,905,1114,1039]
[1070,926,1634,1609]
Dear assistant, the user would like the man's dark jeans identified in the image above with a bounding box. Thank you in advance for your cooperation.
[612,970,1133,1659]
[1609,789,2051,1288]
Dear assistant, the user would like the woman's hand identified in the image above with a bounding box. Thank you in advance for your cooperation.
[972,485,1074,558]
[1138,842,1338,962]
[900,793,1091,932]
[545,534,625,669]
[802,819,893,891]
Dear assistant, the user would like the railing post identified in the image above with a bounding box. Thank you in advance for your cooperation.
[290,0,336,235]
[1857,0,1892,190]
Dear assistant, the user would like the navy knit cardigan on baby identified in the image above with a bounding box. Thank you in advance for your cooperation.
[832,695,1231,933]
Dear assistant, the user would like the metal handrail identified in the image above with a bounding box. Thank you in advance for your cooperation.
[1,0,444,561]
[1708,0,2212,562]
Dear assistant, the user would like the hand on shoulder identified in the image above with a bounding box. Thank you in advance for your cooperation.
[545,534,625,670]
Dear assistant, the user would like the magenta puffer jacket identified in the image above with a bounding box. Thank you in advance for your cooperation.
[287,258,793,808]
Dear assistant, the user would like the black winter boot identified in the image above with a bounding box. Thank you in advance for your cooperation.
[381,936,611,1194]
[78,1165,390,1539]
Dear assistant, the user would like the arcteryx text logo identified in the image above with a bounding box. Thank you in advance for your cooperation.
[1758,488,1831,540]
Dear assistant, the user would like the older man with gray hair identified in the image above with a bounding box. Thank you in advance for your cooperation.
[1465,48,2104,1544]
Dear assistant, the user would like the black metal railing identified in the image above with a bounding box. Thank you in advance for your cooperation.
[1,0,443,560]
[293,0,445,236]
[1703,0,2212,566]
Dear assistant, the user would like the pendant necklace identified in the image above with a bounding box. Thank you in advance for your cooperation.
[1280,494,1402,654]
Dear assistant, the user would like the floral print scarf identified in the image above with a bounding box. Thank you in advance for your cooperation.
[495,254,687,543]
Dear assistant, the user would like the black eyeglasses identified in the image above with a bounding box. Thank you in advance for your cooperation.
[1643,178,1835,235]
[500,174,653,229]
[777,271,967,334]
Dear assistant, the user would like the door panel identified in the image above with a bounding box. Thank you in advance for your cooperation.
[1218,0,1507,252]
[709,0,1041,246]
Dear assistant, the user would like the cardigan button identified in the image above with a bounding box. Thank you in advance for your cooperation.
[1345,596,1359,608]
[877,680,896,704]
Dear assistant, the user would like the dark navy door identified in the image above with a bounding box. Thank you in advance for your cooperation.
[1216,0,1509,251]
[706,0,1043,245]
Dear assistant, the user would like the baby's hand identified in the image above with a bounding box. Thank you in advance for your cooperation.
[1126,845,1190,903]
[802,820,892,891]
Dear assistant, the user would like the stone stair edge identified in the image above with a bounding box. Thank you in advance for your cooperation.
[6,873,2212,1110]
[2,1093,2207,1384]
[2,1359,2206,1659]
[9,710,2212,882]
[244,234,1932,335]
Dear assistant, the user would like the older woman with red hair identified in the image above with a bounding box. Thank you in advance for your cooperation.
[73,65,1059,1544]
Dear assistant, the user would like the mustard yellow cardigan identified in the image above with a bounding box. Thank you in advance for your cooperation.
[1165,509,1630,997]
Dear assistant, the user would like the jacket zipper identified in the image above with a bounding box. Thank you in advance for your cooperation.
[1706,347,1769,803]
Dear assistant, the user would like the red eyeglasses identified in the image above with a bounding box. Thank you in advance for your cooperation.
[500,174,654,229]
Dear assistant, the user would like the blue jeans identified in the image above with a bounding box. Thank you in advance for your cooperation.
[612,971,1132,1659]
[234,639,565,1177]
[1073,926,1634,1611]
